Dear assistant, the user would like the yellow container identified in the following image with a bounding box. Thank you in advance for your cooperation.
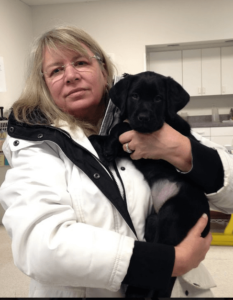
[211,214,233,246]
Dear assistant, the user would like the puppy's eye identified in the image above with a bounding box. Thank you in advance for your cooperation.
[154,95,162,102]
[131,93,139,100]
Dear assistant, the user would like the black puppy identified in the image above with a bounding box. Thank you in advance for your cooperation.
[91,71,210,244]
[89,71,210,296]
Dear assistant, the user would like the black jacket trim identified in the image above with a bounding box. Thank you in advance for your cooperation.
[186,138,224,194]
[123,241,175,296]
[7,113,138,238]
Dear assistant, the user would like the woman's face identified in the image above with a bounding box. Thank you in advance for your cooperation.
[42,44,108,124]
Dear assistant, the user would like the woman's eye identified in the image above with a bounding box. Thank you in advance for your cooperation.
[51,67,63,76]
[131,93,139,100]
[75,60,88,67]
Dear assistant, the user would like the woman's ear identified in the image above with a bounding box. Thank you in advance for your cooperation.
[109,75,132,120]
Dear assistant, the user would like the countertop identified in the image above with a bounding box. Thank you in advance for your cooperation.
[187,114,233,128]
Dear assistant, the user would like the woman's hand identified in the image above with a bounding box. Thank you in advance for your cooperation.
[119,122,192,172]
[172,214,212,277]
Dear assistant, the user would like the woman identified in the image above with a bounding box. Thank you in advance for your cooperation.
[0,26,232,298]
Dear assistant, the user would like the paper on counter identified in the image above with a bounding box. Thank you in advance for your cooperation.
[222,119,233,123]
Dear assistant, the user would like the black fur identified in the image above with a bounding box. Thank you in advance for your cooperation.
[89,71,210,297]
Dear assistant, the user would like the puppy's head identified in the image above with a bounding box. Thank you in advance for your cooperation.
[109,71,189,133]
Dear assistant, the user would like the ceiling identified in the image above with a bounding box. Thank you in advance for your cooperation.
[20,0,117,5]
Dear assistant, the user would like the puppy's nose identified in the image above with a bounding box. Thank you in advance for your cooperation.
[138,113,150,122]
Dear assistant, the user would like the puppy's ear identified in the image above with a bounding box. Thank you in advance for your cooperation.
[109,75,133,120]
[166,77,190,119]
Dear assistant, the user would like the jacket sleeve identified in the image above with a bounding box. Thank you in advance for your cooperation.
[184,131,233,214]
[0,136,135,292]
[123,241,175,291]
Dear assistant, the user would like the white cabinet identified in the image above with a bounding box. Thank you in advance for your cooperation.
[211,127,233,136]
[148,50,182,85]
[192,126,233,146]
[221,46,233,94]
[183,49,202,96]
[148,45,233,96]
[211,136,233,145]
[211,127,233,146]
[192,127,210,139]
[202,48,221,96]
[183,48,221,96]
[191,127,210,136]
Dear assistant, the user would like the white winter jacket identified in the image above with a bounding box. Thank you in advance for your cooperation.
[0,115,233,297]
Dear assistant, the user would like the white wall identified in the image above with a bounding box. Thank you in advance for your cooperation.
[31,0,233,116]
[31,0,233,74]
[1,0,233,115]
[0,0,33,113]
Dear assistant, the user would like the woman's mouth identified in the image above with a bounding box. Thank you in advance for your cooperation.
[66,88,88,98]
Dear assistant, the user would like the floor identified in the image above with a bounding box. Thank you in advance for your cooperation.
[0,224,233,298]
[0,225,30,297]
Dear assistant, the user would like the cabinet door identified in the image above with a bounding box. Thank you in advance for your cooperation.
[192,127,211,137]
[221,46,233,94]
[148,50,182,86]
[183,49,202,96]
[202,48,221,95]
[211,126,233,136]
[211,136,233,146]
[211,127,233,146]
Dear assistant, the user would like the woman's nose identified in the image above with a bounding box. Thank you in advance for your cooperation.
[65,65,81,83]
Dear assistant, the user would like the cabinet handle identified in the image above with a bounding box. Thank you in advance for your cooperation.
[222,86,226,94]
[202,87,206,94]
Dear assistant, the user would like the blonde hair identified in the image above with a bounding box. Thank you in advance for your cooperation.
[13,26,116,135]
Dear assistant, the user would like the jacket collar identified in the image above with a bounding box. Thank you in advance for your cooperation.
[99,75,123,136]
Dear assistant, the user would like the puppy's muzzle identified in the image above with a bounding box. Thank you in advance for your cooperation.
[138,113,150,122]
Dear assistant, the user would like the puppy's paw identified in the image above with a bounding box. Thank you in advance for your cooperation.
[103,149,116,162]
[103,138,121,161]
[101,122,132,161]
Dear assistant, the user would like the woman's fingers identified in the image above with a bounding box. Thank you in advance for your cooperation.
[189,213,209,237]
[119,123,192,171]
[123,142,134,154]
[120,130,154,160]
[119,131,135,155]
[119,130,134,145]
[172,215,212,277]
[188,214,212,250]
[205,232,213,249]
